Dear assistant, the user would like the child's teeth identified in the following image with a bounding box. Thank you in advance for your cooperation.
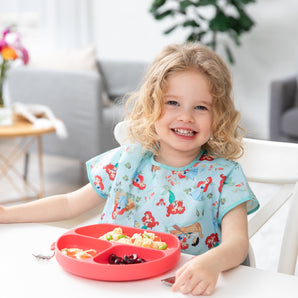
[174,129,195,136]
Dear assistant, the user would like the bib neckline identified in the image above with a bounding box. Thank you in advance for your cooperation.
[150,150,203,171]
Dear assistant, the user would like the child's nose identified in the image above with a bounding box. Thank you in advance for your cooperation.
[177,109,195,122]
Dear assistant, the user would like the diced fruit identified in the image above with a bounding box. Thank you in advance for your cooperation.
[108,253,147,265]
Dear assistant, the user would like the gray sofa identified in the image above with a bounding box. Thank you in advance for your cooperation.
[270,76,298,143]
[7,60,148,181]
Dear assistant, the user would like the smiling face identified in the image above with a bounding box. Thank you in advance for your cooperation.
[154,69,213,167]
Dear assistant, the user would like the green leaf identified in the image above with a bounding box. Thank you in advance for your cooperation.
[226,16,242,34]
[154,9,174,20]
[150,0,167,13]
[197,30,207,40]
[198,0,217,6]
[164,24,178,34]
[206,39,217,51]
[238,9,255,31]
[229,31,241,46]
[186,32,197,42]
[225,45,235,64]
[186,31,206,42]
[179,0,194,10]
[182,20,200,28]
[209,10,232,32]
[231,0,255,5]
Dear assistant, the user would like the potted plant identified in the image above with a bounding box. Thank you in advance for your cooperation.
[149,0,256,64]
[0,25,29,125]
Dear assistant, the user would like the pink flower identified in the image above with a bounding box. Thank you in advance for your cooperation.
[0,26,29,64]
[0,39,7,51]
[20,47,29,64]
[2,27,10,37]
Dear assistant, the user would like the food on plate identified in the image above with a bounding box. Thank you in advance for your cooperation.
[108,253,147,265]
[99,227,168,250]
[61,248,97,259]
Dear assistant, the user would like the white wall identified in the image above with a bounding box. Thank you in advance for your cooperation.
[93,0,182,62]
[93,0,298,140]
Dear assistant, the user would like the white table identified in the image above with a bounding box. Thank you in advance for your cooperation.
[1,223,298,298]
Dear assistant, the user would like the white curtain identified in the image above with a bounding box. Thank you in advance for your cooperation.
[40,0,94,49]
[0,0,94,50]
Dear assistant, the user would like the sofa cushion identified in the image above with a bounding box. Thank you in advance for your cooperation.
[99,60,148,100]
[281,107,298,137]
[28,45,113,107]
[28,45,98,72]
[295,76,298,106]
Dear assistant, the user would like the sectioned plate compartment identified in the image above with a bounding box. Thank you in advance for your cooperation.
[55,223,181,281]
[56,234,112,261]
[94,244,165,264]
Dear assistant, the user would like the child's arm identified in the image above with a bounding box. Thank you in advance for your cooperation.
[172,202,248,296]
[0,183,105,223]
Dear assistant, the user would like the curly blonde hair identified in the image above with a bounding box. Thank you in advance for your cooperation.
[124,43,245,160]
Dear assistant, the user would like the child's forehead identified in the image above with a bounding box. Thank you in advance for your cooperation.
[164,68,211,86]
[165,69,211,91]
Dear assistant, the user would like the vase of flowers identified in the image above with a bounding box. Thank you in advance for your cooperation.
[0,25,29,125]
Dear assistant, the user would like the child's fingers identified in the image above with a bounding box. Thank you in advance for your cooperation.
[202,283,216,296]
[173,274,210,296]
[179,276,200,294]
[171,271,192,292]
[192,283,216,296]
[191,280,209,296]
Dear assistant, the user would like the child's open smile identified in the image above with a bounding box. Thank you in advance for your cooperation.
[154,69,213,167]
[171,128,198,138]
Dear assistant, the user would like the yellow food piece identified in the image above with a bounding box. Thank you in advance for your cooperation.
[99,227,167,249]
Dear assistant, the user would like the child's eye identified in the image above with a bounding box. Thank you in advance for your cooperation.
[166,100,179,106]
[195,105,208,111]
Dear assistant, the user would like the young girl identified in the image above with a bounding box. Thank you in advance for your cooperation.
[0,43,259,296]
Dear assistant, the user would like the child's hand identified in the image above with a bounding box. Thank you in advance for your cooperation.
[171,254,220,296]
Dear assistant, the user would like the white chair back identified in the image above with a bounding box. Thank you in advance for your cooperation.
[239,138,298,184]
[114,120,129,145]
[238,138,298,275]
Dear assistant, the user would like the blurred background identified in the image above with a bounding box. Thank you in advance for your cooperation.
[1,0,298,139]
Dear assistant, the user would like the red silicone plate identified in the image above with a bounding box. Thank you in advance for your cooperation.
[55,223,181,281]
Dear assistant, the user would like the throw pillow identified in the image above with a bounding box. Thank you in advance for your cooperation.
[28,45,98,72]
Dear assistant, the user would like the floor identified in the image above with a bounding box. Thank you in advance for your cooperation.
[0,150,297,276]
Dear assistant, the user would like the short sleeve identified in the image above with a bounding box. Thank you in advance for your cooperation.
[86,147,123,199]
[218,162,259,223]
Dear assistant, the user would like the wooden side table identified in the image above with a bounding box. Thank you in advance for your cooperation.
[0,116,56,202]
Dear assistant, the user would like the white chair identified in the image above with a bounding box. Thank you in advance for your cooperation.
[238,138,298,275]
[114,121,298,274]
